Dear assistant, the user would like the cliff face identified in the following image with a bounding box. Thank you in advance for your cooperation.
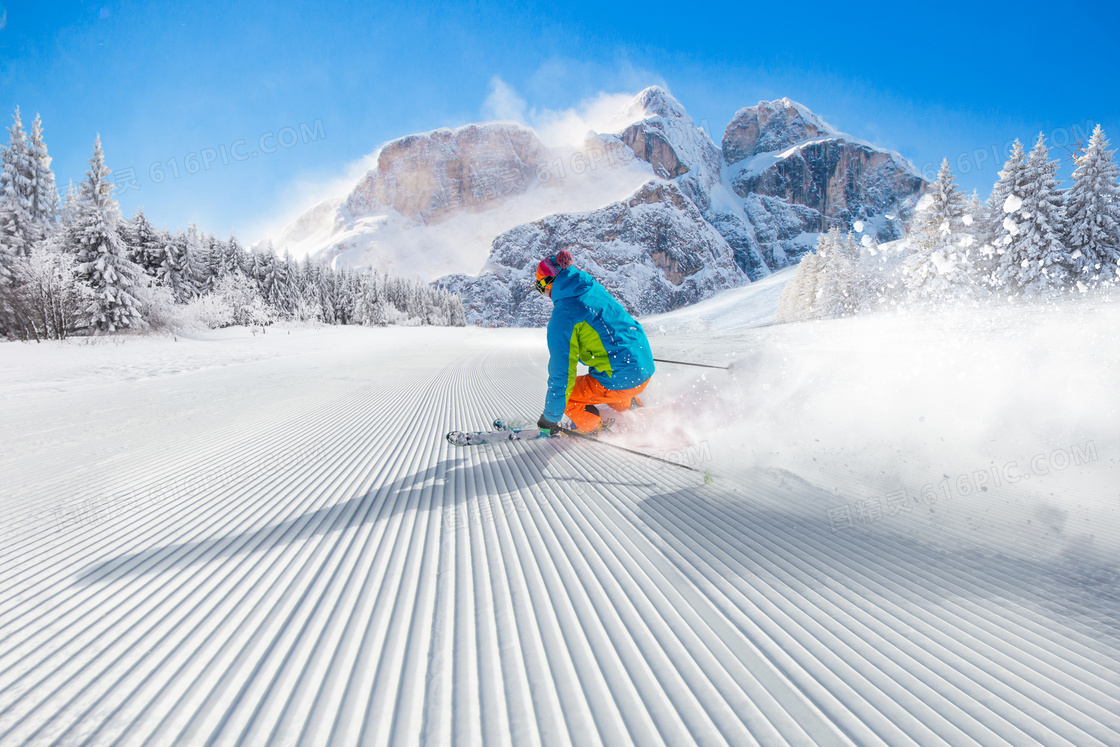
[438,180,746,326]
[595,90,924,282]
[728,137,925,238]
[614,87,722,186]
[717,99,923,268]
[267,87,927,326]
[343,123,550,226]
[721,98,833,164]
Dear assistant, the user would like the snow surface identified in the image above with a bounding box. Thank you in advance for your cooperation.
[642,266,795,334]
[1,286,1119,745]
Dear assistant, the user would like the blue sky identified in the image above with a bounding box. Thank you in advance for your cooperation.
[3,0,1118,246]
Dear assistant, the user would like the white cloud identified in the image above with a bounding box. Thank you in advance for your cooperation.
[237,150,380,254]
[482,77,528,123]
[530,91,641,148]
[249,73,660,253]
[483,76,646,149]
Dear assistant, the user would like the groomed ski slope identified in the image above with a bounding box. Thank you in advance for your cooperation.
[1,276,1119,746]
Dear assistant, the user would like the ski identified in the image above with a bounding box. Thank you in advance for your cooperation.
[448,421,710,480]
[556,426,714,482]
[445,418,554,446]
[446,427,543,446]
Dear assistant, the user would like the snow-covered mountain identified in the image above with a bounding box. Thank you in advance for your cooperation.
[265,122,654,280]
[440,181,746,326]
[724,98,926,260]
[263,88,927,325]
[342,122,549,226]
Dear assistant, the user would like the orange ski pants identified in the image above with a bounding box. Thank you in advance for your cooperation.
[564,375,650,432]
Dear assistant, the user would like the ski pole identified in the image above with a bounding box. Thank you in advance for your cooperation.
[557,426,714,482]
[653,357,731,371]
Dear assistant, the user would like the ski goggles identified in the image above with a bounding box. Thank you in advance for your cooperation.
[534,273,554,294]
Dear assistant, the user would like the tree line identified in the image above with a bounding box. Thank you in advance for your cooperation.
[777,126,1120,321]
[0,108,466,341]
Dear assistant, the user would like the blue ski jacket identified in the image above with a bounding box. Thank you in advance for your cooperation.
[543,268,655,422]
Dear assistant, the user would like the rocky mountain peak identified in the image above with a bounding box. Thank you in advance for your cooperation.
[722,98,835,165]
[343,122,550,226]
[612,86,689,126]
[610,86,722,190]
[438,178,748,326]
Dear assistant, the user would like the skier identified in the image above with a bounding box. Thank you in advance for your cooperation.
[535,250,655,436]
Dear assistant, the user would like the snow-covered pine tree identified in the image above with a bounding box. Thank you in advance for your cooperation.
[337,267,357,325]
[1065,125,1120,286]
[119,210,139,260]
[0,200,23,287]
[332,267,350,325]
[318,264,339,323]
[220,235,244,278]
[201,233,225,291]
[0,109,57,316]
[286,251,304,295]
[179,224,209,299]
[260,244,292,315]
[339,280,355,324]
[296,256,321,321]
[122,209,164,276]
[27,114,59,232]
[980,140,1028,287]
[774,285,795,323]
[384,274,403,311]
[815,226,856,318]
[418,282,435,325]
[960,191,985,298]
[331,267,346,323]
[0,212,17,334]
[67,135,144,332]
[903,159,976,304]
[853,231,891,311]
[840,228,861,264]
[404,278,424,323]
[801,251,823,320]
[0,107,35,258]
[359,273,375,321]
[444,288,467,326]
[962,189,984,281]
[347,270,365,323]
[353,268,388,325]
[281,250,300,314]
[60,180,81,226]
[991,133,1071,294]
[248,249,267,288]
[190,232,216,294]
[840,230,872,312]
[155,229,188,301]
[238,238,258,276]
[425,284,442,324]
[775,235,826,322]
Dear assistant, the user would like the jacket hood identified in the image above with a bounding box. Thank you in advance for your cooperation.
[550,267,594,302]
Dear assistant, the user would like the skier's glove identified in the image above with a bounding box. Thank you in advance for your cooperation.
[537,415,561,437]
